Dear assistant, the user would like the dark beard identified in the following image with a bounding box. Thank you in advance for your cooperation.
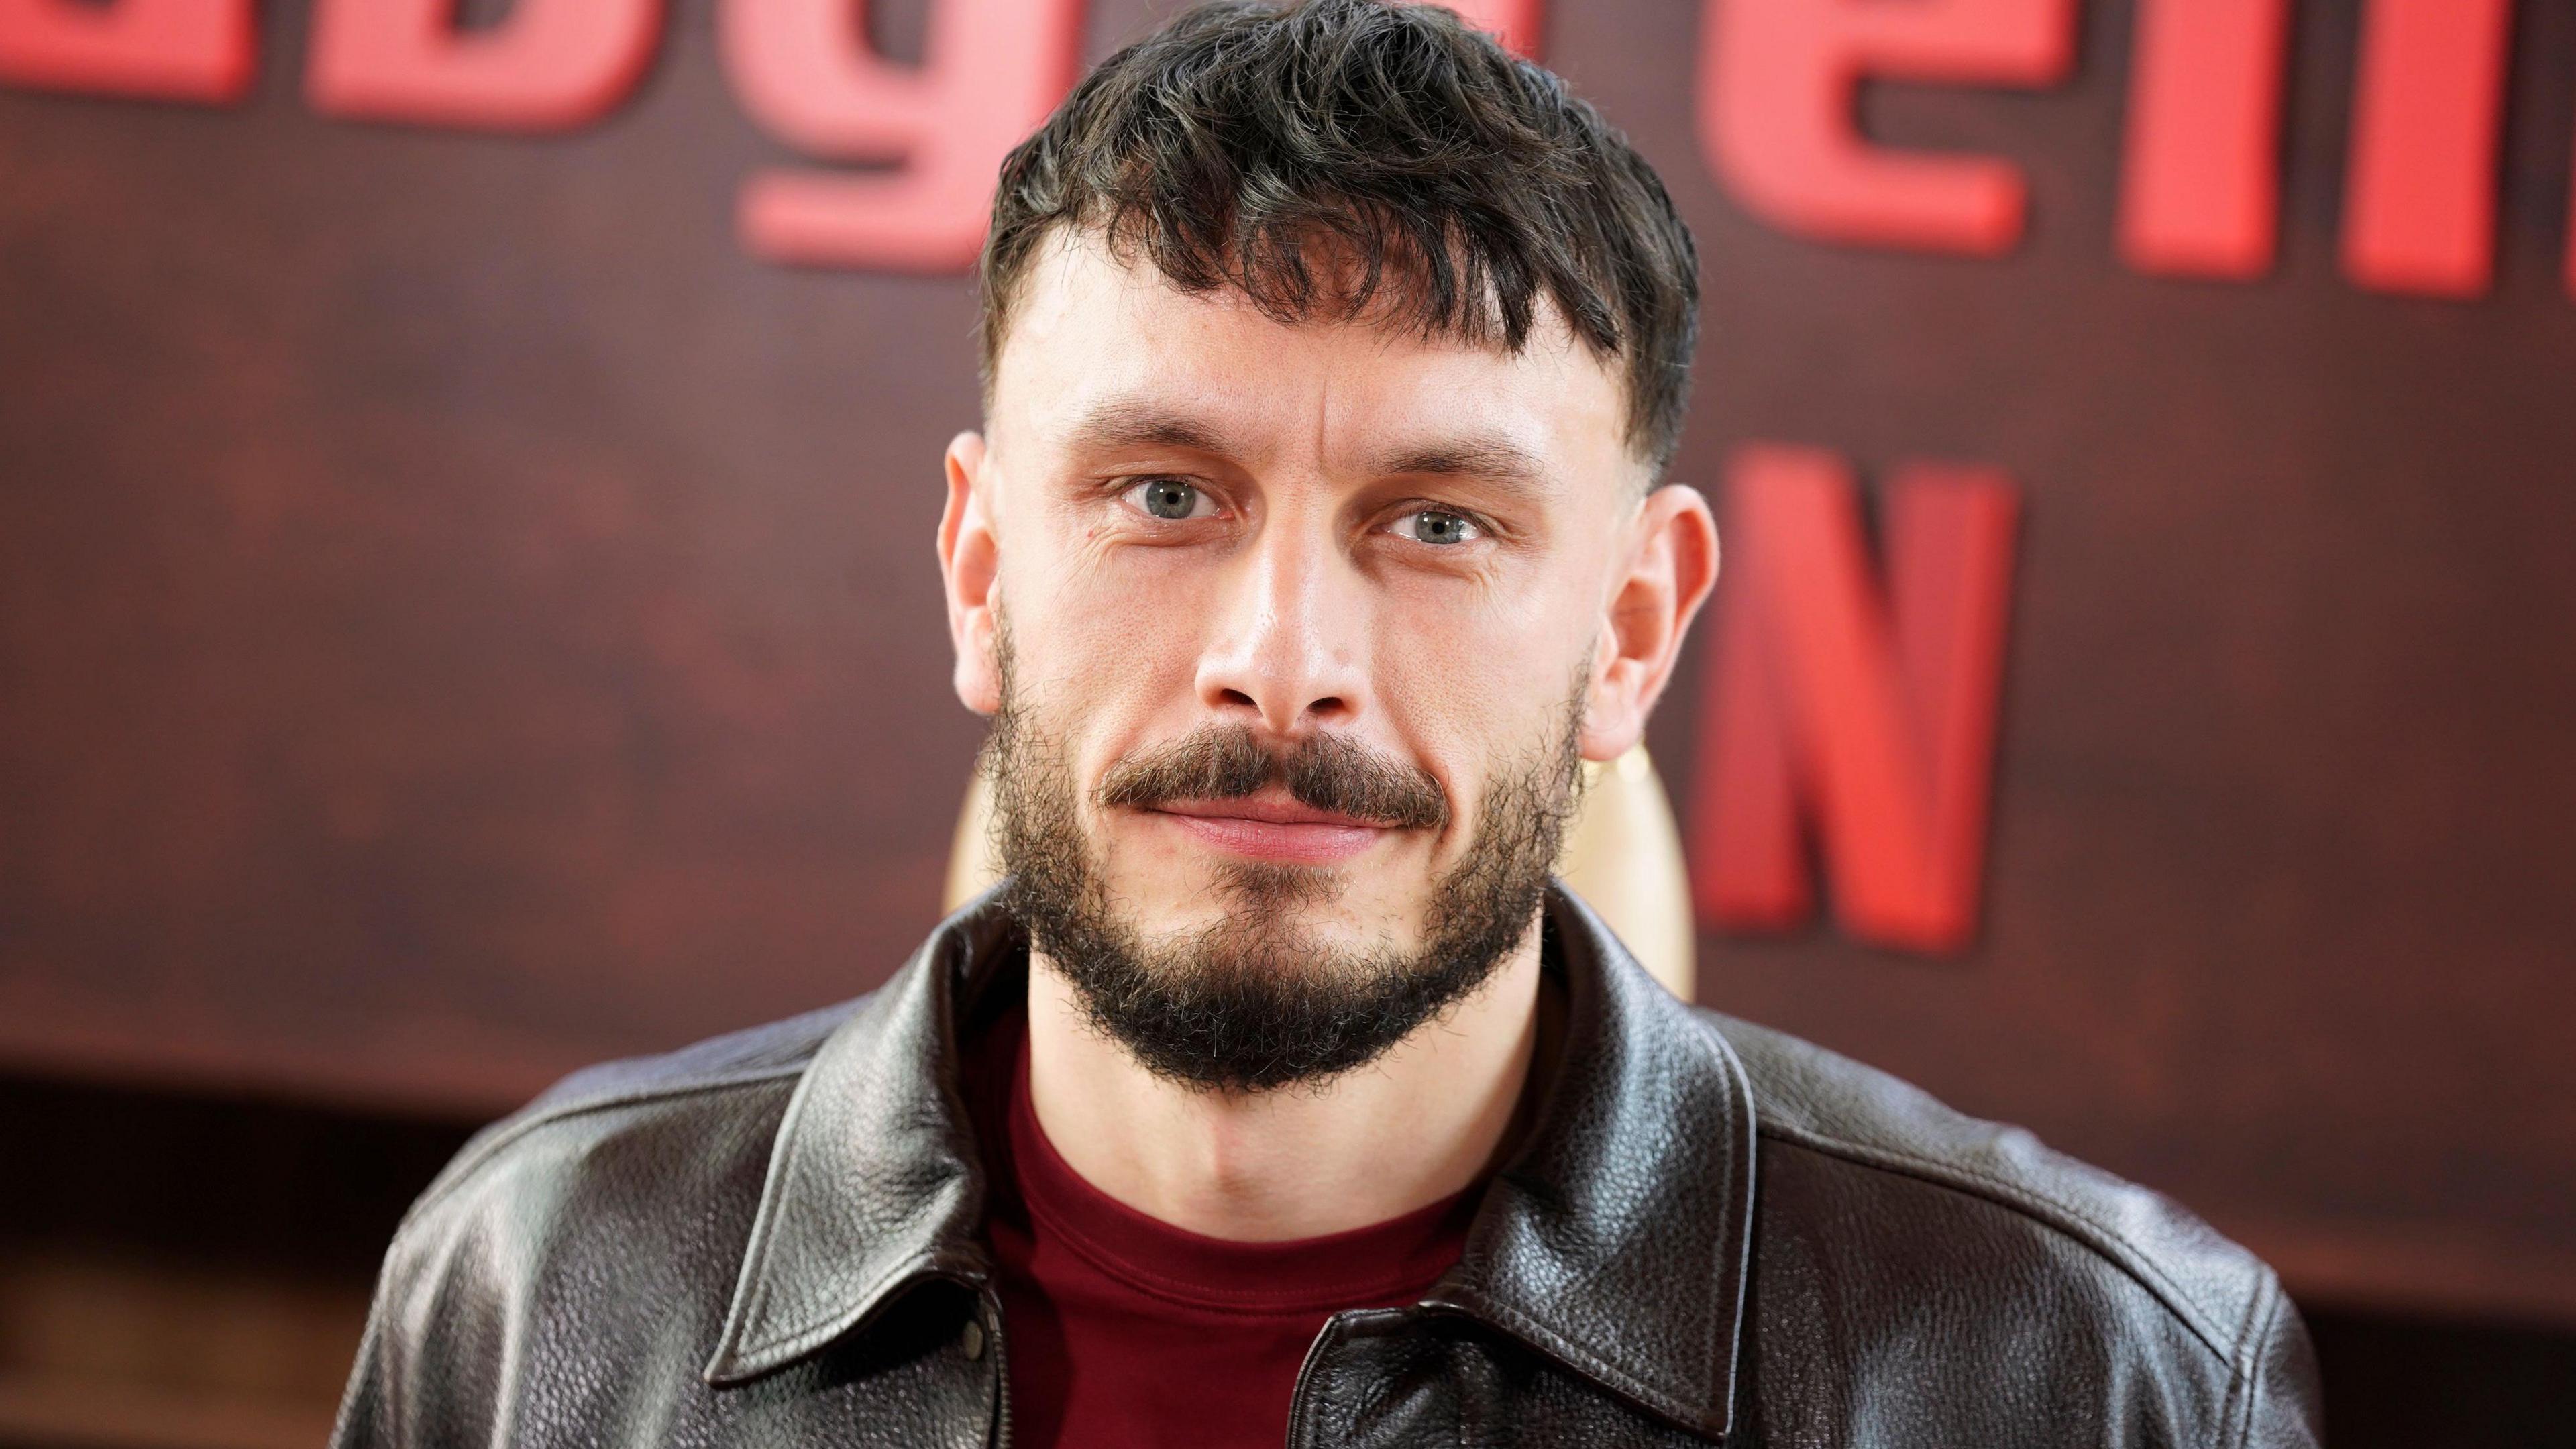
[985,641,1585,1095]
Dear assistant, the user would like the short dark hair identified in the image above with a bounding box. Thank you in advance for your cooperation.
[979,0,1701,476]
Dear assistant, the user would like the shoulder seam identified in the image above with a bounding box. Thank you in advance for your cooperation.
[390,1062,809,1248]
[2219,1267,2284,1448]
[1756,1119,2243,1367]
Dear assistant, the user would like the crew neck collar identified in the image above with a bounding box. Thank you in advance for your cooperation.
[994,1012,1477,1315]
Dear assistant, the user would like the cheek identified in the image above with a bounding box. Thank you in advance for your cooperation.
[1012,556,1214,760]
[1059,550,1217,678]
[1387,556,1597,695]
[1371,580,1594,798]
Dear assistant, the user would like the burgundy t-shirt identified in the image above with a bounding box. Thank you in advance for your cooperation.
[965,1007,1477,1449]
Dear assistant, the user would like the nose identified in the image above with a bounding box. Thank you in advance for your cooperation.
[1193,510,1371,737]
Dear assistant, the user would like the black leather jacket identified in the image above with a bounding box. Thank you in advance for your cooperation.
[331,885,2322,1447]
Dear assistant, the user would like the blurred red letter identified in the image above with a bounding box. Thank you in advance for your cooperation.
[2118,0,2290,280]
[1444,0,1541,58]
[1690,446,2019,955]
[1699,0,2074,256]
[722,0,1085,274]
[0,0,254,103]
[307,0,661,131]
[2340,0,2512,298]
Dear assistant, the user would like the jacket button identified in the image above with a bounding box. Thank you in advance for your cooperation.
[961,1319,987,1361]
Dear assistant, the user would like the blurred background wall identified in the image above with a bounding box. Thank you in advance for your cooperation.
[3,0,2572,1443]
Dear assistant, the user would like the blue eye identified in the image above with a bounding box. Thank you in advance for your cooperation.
[1395,508,1480,545]
[1128,478,1209,520]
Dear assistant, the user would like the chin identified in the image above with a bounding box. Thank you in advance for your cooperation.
[1122,882,1361,948]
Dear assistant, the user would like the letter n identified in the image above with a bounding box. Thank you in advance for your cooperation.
[720,0,1086,274]
[1688,445,2019,955]
[0,0,255,103]
[1699,0,2076,256]
[307,0,661,131]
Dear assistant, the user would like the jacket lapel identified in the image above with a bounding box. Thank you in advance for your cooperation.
[701,882,1759,1444]
[701,894,1016,1385]
[1423,886,1757,1440]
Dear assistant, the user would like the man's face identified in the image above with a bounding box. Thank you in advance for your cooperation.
[943,235,1700,1089]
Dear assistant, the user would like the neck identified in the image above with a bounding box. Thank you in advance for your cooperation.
[1022,917,1547,1242]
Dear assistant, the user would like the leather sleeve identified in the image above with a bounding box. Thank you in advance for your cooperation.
[324,1187,515,1449]
[327,1292,405,1449]
[2234,1284,2326,1448]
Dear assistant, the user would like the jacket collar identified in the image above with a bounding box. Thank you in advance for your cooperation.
[703,883,1757,1440]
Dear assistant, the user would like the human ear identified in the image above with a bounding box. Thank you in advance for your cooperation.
[1580,483,1719,760]
[937,430,1002,716]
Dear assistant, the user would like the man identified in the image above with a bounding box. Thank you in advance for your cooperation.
[332,1,2322,1444]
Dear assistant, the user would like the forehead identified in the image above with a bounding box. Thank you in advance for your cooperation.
[987,233,1633,482]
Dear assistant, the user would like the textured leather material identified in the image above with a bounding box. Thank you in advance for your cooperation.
[331,884,2323,1447]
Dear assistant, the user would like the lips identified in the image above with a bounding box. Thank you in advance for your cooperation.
[1141,790,1397,865]
[1149,792,1384,830]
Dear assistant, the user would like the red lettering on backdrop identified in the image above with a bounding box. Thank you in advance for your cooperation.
[1699,0,2075,257]
[306,0,659,131]
[720,0,1084,274]
[1444,0,1542,58]
[0,0,254,103]
[2118,0,2290,280]
[2341,0,2514,299]
[1690,446,2018,955]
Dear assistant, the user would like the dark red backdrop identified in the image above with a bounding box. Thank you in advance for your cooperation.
[3,0,2571,1326]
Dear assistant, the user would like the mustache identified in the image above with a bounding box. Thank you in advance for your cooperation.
[1095,724,1451,833]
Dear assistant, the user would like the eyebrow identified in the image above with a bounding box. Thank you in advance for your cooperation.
[1376,436,1560,502]
[1064,400,1238,458]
